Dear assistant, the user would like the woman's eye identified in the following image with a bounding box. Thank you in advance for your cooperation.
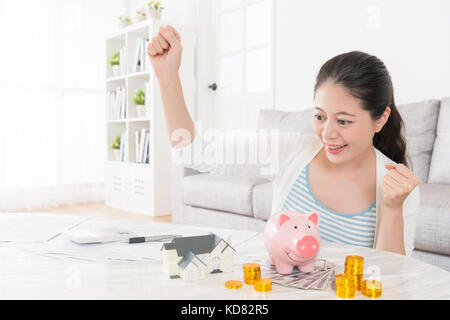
[338,120,352,125]
[314,114,323,121]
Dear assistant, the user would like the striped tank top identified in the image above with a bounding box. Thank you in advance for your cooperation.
[281,163,377,248]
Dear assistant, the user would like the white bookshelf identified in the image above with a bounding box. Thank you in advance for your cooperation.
[104,19,195,217]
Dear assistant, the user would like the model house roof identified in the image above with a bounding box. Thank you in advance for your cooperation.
[161,233,236,271]
[177,251,207,270]
[161,233,235,256]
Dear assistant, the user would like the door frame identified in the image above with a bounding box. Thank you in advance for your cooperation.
[196,0,276,130]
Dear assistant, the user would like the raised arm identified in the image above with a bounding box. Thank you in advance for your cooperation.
[147,25,195,148]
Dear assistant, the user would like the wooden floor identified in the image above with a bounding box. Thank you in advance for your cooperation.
[12,202,172,223]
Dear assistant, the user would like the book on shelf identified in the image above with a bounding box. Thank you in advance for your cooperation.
[119,131,127,162]
[143,131,150,164]
[108,87,127,120]
[138,128,146,163]
[133,39,141,73]
[135,129,150,164]
[133,37,150,73]
[119,46,127,75]
[144,38,150,72]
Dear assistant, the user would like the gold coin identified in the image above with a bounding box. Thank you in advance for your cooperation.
[244,271,261,285]
[244,271,261,277]
[345,274,363,291]
[361,280,382,298]
[363,290,382,298]
[225,280,243,290]
[345,255,364,262]
[364,280,382,290]
[243,265,261,285]
[254,278,272,292]
[336,287,356,298]
[345,256,364,268]
[243,263,261,272]
[335,273,356,298]
[344,255,364,285]
[335,274,355,286]
[336,286,356,298]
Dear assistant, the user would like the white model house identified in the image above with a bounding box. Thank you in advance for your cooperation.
[161,233,235,281]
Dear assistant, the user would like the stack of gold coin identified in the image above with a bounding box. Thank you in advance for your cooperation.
[254,278,272,292]
[335,274,356,299]
[361,280,382,298]
[344,255,364,291]
[243,263,261,285]
[225,280,243,290]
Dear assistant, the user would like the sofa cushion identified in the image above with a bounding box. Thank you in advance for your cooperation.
[428,97,450,184]
[414,204,450,256]
[397,99,440,184]
[411,249,450,272]
[258,109,314,133]
[414,184,450,256]
[419,184,450,209]
[182,174,268,217]
[252,182,273,221]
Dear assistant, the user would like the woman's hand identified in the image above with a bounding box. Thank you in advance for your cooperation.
[147,25,182,80]
[382,163,419,209]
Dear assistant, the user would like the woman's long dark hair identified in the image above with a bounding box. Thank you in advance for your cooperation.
[314,51,409,167]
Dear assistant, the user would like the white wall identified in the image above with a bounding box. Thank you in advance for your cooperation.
[275,0,450,111]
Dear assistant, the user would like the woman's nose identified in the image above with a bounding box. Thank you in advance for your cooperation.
[322,120,339,139]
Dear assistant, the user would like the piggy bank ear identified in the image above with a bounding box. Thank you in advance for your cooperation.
[306,212,319,226]
[279,214,290,227]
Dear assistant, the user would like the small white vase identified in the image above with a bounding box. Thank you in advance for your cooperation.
[147,8,161,20]
[112,65,120,77]
[136,105,146,118]
[113,149,121,161]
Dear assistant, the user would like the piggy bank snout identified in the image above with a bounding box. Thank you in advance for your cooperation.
[296,236,319,258]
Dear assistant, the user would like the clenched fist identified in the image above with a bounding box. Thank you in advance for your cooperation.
[147,25,183,80]
[382,163,419,209]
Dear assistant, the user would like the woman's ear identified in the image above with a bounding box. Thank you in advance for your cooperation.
[375,106,391,133]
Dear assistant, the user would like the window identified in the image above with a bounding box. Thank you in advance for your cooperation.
[0,0,125,210]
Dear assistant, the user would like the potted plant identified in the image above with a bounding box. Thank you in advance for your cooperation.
[118,15,132,28]
[147,1,164,20]
[111,135,121,161]
[109,51,120,77]
[135,8,146,23]
[133,90,146,118]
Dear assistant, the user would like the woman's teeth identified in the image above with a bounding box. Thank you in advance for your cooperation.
[329,145,346,150]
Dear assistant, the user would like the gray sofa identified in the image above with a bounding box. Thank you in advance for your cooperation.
[171,98,450,272]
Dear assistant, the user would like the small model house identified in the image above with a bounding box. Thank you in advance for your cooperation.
[161,233,235,281]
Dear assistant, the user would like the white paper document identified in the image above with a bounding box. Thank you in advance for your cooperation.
[0,217,259,262]
[0,213,90,242]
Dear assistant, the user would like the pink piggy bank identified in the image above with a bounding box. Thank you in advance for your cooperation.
[264,211,321,274]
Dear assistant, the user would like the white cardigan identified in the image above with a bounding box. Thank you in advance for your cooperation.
[171,132,420,256]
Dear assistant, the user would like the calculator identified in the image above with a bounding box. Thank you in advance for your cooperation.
[63,227,136,244]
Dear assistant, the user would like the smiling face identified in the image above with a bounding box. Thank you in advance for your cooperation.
[313,81,389,167]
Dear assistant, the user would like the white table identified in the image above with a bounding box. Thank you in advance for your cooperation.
[0,218,449,299]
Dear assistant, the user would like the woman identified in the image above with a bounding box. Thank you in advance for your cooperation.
[147,25,420,256]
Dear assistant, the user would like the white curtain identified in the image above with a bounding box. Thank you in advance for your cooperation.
[0,0,126,211]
